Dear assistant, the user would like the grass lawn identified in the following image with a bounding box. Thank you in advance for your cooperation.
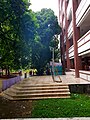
[31,94,90,118]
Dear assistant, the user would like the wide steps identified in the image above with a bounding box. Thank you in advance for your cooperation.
[9,88,69,94]
[2,83,70,100]
[14,83,68,87]
[2,90,70,100]
[12,85,69,91]
[2,94,70,100]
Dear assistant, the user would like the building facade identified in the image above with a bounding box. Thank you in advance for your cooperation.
[58,0,90,80]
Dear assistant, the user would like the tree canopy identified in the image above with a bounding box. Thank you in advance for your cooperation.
[31,8,61,75]
[0,1,61,76]
[0,0,39,75]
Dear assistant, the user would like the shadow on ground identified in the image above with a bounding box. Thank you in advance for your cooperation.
[0,96,32,119]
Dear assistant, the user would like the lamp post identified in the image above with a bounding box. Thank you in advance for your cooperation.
[50,47,55,81]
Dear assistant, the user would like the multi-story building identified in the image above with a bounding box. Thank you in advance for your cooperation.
[58,0,90,80]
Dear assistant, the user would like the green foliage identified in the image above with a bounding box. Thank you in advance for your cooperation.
[32,8,61,75]
[50,36,60,62]
[0,2,61,75]
[0,0,39,74]
[31,94,90,118]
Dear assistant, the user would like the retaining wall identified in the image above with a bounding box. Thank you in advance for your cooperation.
[0,76,22,92]
[69,84,90,94]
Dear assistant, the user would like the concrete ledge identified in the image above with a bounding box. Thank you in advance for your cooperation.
[69,84,90,94]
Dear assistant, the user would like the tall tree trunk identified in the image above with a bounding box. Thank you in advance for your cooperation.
[7,66,10,76]
[6,68,8,76]
[6,66,10,76]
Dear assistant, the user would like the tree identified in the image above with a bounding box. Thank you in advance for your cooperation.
[0,0,39,76]
[50,35,60,62]
[32,8,61,75]
[0,2,61,76]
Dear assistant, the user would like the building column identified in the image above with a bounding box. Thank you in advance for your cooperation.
[78,56,82,70]
[72,0,79,77]
[60,0,66,75]
[60,32,66,75]
[76,27,82,70]
[65,1,71,71]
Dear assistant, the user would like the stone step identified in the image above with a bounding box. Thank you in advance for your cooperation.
[15,83,68,87]
[1,81,70,100]
[9,88,70,94]
[2,93,70,100]
[3,90,70,98]
[1,94,13,100]
[12,85,69,91]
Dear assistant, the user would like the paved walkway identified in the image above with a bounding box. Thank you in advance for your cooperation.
[24,72,90,85]
[1,73,90,119]
[59,72,90,84]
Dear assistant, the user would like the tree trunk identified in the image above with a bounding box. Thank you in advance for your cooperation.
[7,67,10,76]
[6,68,8,76]
[6,66,10,76]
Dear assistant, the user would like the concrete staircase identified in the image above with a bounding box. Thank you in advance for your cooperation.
[1,79,70,100]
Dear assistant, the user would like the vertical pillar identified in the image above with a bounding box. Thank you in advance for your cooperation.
[59,0,66,75]
[72,0,80,77]
[77,27,82,70]
[65,1,71,70]
[60,32,66,75]
[78,56,82,70]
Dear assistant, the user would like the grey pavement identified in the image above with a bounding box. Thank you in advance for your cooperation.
[21,72,90,86]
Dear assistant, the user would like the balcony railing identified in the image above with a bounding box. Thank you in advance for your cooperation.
[68,30,90,58]
[76,0,90,26]
[69,45,74,53]
[68,21,73,38]
[67,0,72,20]
[78,30,90,54]
[68,45,74,58]
[69,30,90,57]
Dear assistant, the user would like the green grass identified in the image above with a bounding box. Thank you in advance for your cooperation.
[31,94,90,118]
